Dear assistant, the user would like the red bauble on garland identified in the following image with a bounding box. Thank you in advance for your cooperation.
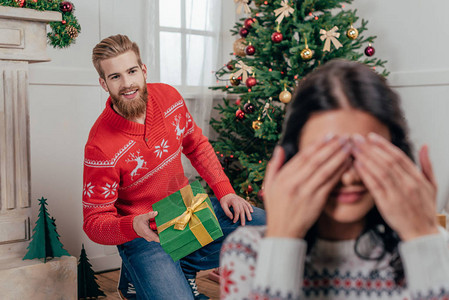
[247,185,254,194]
[235,98,242,106]
[60,1,73,13]
[239,27,249,38]
[244,18,256,29]
[236,109,246,120]
[271,31,283,43]
[245,45,256,55]
[246,76,257,88]
[15,0,25,7]
[365,44,375,57]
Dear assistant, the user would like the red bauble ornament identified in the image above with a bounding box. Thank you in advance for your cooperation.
[243,102,255,114]
[236,109,245,120]
[245,45,256,55]
[15,0,25,7]
[235,98,241,106]
[257,189,264,202]
[62,20,67,24]
[271,31,283,43]
[365,44,375,57]
[60,1,73,13]
[226,61,235,71]
[247,185,254,193]
[246,77,257,88]
[244,18,255,29]
[239,27,249,38]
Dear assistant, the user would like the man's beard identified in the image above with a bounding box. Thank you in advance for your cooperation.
[110,84,148,120]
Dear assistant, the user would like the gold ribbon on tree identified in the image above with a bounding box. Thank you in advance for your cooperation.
[262,98,273,121]
[232,61,253,82]
[274,0,295,24]
[157,185,215,246]
[320,26,343,52]
[235,0,251,14]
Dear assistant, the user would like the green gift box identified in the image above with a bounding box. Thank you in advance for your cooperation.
[153,181,223,261]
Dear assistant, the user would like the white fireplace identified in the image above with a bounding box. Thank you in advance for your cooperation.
[0,6,76,299]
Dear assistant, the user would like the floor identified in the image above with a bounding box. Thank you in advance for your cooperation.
[95,269,220,300]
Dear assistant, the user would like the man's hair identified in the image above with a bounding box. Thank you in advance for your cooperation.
[92,34,143,79]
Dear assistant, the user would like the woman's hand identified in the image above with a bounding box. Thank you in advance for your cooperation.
[352,133,439,241]
[263,135,352,239]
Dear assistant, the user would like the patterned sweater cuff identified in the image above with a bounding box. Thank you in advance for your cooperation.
[399,229,449,292]
[119,215,140,240]
[211,181,235,200]
[254,237,307,297]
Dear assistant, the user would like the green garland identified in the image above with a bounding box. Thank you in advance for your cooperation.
[0,0,81,48]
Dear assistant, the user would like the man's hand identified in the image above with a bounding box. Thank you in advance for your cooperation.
[132,211,160,242]
[220,194,254,226]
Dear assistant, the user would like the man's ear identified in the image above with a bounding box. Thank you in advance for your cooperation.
[99,77,109,93]
[142,64,148,81]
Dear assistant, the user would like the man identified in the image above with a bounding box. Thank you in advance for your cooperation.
[83,34,265,300]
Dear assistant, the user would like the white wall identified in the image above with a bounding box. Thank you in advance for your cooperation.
[348,0,449,212]
[27,0,449,272]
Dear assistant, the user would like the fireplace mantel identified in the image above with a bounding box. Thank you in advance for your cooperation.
[0,6,61,63]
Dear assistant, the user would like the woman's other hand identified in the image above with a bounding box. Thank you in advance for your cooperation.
[352,133,439,241]
[263,135,352,239]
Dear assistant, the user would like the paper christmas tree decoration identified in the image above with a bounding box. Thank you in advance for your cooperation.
[78,244,106,299]
[23,197,70,262]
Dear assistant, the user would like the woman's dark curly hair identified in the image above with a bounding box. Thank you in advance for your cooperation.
[279,59,412,283]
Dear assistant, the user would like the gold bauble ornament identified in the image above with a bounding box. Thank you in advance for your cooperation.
[300,47,313,60]
[346,26,359,40]
[230,75,241,86]
[279,90,292,104]
[252,120,263,130]
[233,38,247,57]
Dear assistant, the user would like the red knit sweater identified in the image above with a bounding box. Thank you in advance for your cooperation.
[82,83,234,245]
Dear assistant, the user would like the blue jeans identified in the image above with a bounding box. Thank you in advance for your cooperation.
[117,197,265,299]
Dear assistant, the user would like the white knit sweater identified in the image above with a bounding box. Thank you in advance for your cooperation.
[220,226,449,300]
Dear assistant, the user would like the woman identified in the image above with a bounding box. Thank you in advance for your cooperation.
[220,60,449,300]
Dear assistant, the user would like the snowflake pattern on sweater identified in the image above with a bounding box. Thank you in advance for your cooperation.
[220,226,449,300]
[82,83,234,245]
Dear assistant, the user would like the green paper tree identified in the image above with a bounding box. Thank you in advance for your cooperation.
[23,197,70,262]
[78,244,106,299]
[209,0,388,205]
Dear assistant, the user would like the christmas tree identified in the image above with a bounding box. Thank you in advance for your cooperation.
[23,197,70,262]
[78,244,106,299]
[210,0,387,205]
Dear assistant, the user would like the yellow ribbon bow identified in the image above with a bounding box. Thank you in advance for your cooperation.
[320,26,343,52]
[235,0,251,15]
[172,193,208,230]
[274,0,294,24]
[233,61,253,82]
[157,185,214,247]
